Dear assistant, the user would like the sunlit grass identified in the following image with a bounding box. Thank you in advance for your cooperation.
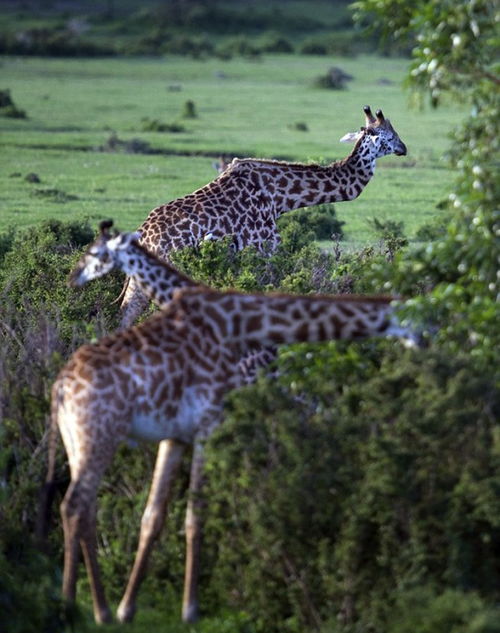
[0,54,462,244]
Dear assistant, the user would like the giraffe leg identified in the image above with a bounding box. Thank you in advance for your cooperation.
[117,439,186,623]
[182,442,205,623]
[60,478,112,624]
[60,484,81,604]
[119,276,151,330]
[80,510,113,624]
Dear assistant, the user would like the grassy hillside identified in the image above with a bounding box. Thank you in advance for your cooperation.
[1,54,462,245]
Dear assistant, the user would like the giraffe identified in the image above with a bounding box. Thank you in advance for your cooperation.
[70,220,277,384]
[46,283,417,625]
[120,105,407,328]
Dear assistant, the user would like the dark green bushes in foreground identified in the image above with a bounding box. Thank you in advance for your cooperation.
[202,346,499,632]
[0,207,498,632]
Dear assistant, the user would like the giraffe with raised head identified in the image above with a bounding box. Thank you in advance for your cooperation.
[47,279,417,625]
[120,106,407,327]
[70,220,277,383]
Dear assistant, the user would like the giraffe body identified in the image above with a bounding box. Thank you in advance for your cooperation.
[120,106,407,327]
[49,286,416,624]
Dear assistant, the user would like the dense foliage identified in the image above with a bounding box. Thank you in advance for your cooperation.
[0,206,498,632]
[352,0,499,365]
[0,0,369,59]
[0,1,498,631]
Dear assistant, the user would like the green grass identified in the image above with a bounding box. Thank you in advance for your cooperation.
[69,586,255,633]
[1,54,463,244]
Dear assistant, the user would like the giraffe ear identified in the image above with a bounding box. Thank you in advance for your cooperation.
[339,131,361,143]
[99,219,114,237]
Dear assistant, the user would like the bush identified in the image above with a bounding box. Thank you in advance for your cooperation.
[258,32,295,54]
[202,347,500,632]
[386,587,500,633]
[0,27,115,57]
[140,117,185,133]
[0,219,122,342]
[1,210,498,632]
[181,99,197,119]
[299,33,356,57]
[216,36,261,59]
[0,522,77,632]
[313,67,354,90]
[0,89,27,119]
[162,34,214,58]
[278,203,345,241]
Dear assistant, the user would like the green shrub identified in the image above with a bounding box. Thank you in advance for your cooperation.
[0,521,77,632]
[0,89,27,118]
[414,218,449,241]
[140,117,185,133]
[299,33,355,57]
[386,587,500,633]
[0,27,115,57]
[313,67,354,90]
[162,34,214,58]
[216,36,261,59]
[181,99,197,119]
[0,219,122,341]
[202,347,500,632]
[258,32,294,53]
[170,221,346,296]
[278,203,345,241]
[287,121,309,131]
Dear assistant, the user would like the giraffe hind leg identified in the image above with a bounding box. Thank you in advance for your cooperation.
[60,477,112,624]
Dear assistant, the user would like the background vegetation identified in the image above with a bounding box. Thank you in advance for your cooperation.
[0,1,498,632]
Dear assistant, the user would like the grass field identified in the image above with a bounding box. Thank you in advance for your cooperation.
[1,54,463,246]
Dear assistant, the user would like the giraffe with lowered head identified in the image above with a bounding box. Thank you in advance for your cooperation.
[120,106,407,327]
[47,268,417,624]
[70,220,276,383]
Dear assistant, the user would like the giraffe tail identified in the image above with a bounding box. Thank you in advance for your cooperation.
[35,393,60,546]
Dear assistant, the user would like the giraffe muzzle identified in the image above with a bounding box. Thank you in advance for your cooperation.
[68,267,84,287]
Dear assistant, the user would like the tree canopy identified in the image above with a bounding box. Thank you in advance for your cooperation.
[354,0,499,360]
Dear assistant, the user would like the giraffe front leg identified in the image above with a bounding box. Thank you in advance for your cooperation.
[119,276,151,330]
[182,441,205,623]
[117,439,186,623]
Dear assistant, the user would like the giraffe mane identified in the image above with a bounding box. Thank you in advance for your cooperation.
[119,236,211,289]
[172,286,395,304]
[222,155,359,174]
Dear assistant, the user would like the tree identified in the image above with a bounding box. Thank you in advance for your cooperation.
[352,0,499,361]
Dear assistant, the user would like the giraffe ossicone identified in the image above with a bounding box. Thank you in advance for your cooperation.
[119,104,407,328]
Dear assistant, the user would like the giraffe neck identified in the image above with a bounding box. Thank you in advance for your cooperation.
[176,289,398,347]
[231,134,379,216]
[116,243,198,307]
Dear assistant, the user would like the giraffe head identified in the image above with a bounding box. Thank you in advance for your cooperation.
[69,220,141,287]
[340,105,407,158]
